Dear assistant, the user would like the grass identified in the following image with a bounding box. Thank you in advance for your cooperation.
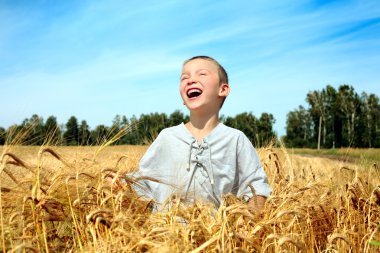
[0,144,379,252]
[289,147,380,165]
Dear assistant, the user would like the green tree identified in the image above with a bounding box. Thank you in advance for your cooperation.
[78,120,91,145]
[112,115,121,132]
[0,127,5,145]
[110,115,123,145]
[20,114,45,145]
[286,84,379,148]
[139,113,168,144]
[91,125,109,145]
[119,115,130,144]
[44,116,61,144]
[5,124,23,144]
[368,94,380,147]
[224,116,236,128]
[359,93,380,147]
[322,85,339,148]
[169,110,186,126]
[284,106,312,148]
[336,85,361,147]
[121,115,129,128]
[225,112,259,146]
[257,113,276,146]
[64,116,79,146]
[307,90,327,149]
[123,115,140,144]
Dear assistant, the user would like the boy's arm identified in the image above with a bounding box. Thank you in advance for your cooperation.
[131,130,167,201]
[236,133,272,206]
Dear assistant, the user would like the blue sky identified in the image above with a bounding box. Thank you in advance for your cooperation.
[1,0,379,136]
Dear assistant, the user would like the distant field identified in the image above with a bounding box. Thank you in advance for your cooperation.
[288,148,380,164]
[0,145,379,252]
[2,146,377,164]
[0,145,147,169]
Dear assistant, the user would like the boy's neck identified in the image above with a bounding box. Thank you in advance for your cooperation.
[185,111,220,141]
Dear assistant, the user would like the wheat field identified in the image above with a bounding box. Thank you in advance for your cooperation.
[0,143,379,252]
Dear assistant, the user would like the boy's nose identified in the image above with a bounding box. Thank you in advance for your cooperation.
[187,77,197,85]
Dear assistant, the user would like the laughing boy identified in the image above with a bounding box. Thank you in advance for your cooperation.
[134,56,271,211]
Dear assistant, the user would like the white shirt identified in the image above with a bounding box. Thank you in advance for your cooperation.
[133,123,272,210]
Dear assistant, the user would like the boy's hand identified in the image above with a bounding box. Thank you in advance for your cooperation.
[248,195,266,212]
[103,171,122,192]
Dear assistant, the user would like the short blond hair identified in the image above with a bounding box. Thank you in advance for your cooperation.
[183,56,228,85]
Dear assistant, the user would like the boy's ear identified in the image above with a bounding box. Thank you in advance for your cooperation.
[219,83,230,97]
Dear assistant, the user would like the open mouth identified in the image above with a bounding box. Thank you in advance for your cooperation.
[187,88,203,99]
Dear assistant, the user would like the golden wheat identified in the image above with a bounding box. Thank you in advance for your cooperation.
[0,144,379,252]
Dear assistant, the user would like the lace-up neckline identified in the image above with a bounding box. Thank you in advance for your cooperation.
[181,123,222,205]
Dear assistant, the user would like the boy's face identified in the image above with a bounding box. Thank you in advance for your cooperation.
[180,59,230,113]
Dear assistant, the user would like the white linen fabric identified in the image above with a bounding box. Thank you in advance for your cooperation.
[133,123,272,210]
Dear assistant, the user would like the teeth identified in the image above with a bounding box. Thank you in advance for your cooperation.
[187,89,202,96]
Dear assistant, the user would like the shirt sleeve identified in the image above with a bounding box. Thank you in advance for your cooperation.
[131,130,168,201]
[236,133,272,199]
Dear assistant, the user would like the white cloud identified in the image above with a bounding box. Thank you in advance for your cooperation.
[0,0,379,136]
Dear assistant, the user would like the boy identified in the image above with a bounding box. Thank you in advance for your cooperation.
[134,56,271,211]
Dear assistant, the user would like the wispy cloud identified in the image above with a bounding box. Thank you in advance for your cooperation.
[0,0,379,135]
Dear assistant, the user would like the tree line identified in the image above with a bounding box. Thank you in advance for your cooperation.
[285,84,380,148]
[0,111,276,147]
[1,84,378,148]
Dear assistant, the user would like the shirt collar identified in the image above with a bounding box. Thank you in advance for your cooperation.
[179,122,224,143]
